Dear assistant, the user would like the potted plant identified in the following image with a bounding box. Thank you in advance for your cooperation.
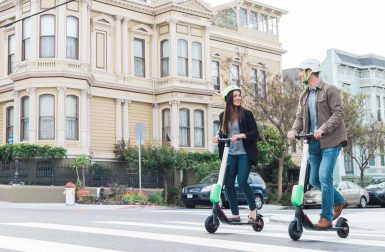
[70,154,90,202]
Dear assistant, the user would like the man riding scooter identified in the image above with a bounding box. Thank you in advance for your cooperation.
[287,58,349,228]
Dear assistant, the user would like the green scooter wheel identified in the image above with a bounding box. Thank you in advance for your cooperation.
[205,215,219,233]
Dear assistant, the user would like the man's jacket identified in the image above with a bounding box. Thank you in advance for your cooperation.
[291,81,347,148]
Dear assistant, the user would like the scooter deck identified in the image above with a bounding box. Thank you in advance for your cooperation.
[302,214,348,232]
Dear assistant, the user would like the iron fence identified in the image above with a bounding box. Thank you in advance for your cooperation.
[0,160,167,188]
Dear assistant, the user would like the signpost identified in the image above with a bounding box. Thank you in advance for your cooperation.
[134,122,146,193]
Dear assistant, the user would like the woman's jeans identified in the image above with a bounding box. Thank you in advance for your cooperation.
[225,154,256,215]
[308,140,345,221]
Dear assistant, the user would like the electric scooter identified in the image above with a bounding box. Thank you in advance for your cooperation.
[205,138,264,233]
[288,133,349,241]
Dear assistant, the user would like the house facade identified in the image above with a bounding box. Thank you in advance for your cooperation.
[0,0,286,162]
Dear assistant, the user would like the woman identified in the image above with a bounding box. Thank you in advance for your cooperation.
[212,85,260,223]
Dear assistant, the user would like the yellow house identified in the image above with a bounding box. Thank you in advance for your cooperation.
[0,0,286,162]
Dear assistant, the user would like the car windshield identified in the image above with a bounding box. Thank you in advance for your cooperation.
[366,181,385,190]
[200,174,218,184]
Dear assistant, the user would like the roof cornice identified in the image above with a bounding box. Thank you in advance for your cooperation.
[210,33,286,56]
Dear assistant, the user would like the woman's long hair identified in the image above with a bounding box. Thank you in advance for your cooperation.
[221,90,245,136]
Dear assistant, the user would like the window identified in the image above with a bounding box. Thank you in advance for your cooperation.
[66,16,79,60]
[365,96,372,121]
[381,145,385,166]
[258,69,266,97]
[194,110,204,147]
[178,39,188,76]
[213,120,220,152]
[6,106,14,144]
[40,15,55,58]
[21,96,29,141]
[162,109,171,143]
[231,64,239,86]
[39,94,55,140]
[289,141,296,153]
[211,61,220,91]
[179,108,190,147]
[96,31,106,69]
[8,34,15,75]
[240,8,248,27]
[66,95,78,140]
[377,96,381,121]
[344,153,353,175]
[250,11,258,30]
[192,42,202,79]
[134,38,145,77]
[260,14,267,32]
[22,18,31,60]
[271,17,278,35]
[160,40,169,77]
[267,16,273,34]
[250,68,258,96]
[369,155,375,167]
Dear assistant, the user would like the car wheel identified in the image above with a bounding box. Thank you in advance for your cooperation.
[255,194,263,210]
[358,196,367,208]
[185,203,195,209]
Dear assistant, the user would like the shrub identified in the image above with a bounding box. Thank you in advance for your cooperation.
[148,192,163,205]
[121,192,148,203]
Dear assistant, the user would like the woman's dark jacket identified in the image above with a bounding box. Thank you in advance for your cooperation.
[217,108,260,165]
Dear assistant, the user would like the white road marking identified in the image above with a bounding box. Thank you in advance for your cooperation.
[0,235,122,252]
[1,222,326,252]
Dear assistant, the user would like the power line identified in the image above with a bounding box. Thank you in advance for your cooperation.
[0,0,76,29]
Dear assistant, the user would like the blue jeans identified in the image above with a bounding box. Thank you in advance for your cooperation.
[225,154,256,215]
[308,140,345,221]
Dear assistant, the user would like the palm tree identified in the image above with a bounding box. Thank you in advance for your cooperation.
[70,154,90,188]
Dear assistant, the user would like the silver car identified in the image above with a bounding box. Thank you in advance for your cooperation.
[303,181,369,208]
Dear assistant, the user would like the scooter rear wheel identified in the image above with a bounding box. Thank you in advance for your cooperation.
[205,215,219,233]
[288,220,302,241]
[336,218,349,238]
[252,216,264,232]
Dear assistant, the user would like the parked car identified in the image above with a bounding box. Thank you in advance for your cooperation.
[181,172,268,209]
[303,181,369,208]
[366,181,385,207]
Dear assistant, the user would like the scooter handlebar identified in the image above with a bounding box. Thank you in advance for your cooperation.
[295,133,314,140]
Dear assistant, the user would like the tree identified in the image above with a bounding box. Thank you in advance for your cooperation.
[141,145,177,203]
[70,154,90,188]
[220,50,301,202]
[342,91,385,186]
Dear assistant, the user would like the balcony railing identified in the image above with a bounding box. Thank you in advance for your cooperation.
[12,58,89,74]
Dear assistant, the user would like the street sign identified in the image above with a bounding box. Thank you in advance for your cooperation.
[134,122,146,145]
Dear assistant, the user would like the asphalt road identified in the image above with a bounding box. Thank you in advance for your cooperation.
[0,203,384,252]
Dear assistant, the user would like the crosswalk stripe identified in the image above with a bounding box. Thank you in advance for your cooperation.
[1,222,326,252]
[162,221,385,238]
[0,235,122,252]
[95,221,385,248]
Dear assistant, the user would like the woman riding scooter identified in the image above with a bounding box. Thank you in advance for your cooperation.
[212,85,260,223]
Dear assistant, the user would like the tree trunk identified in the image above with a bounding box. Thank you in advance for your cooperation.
[82,167,85,187]
[360,168,365,188]
[163,176,168,204]
[277,151,287,202]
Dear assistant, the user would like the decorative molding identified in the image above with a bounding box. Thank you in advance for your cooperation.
[210,33,286,56]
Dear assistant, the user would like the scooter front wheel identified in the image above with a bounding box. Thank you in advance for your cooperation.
[205,215,219,233]
[252,216,264,232]
[336,218,349,238]
[288,220,302,241]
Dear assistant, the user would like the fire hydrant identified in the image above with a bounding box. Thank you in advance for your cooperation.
[64,182,76,205]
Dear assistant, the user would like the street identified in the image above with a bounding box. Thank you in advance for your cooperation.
[0,203,384,251]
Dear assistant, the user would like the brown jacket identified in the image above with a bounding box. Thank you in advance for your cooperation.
[291,81,347,148]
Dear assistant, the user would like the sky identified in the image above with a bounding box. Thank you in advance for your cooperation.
[206,0,385,69]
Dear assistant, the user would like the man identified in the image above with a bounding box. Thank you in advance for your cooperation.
[287,58,348,228]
